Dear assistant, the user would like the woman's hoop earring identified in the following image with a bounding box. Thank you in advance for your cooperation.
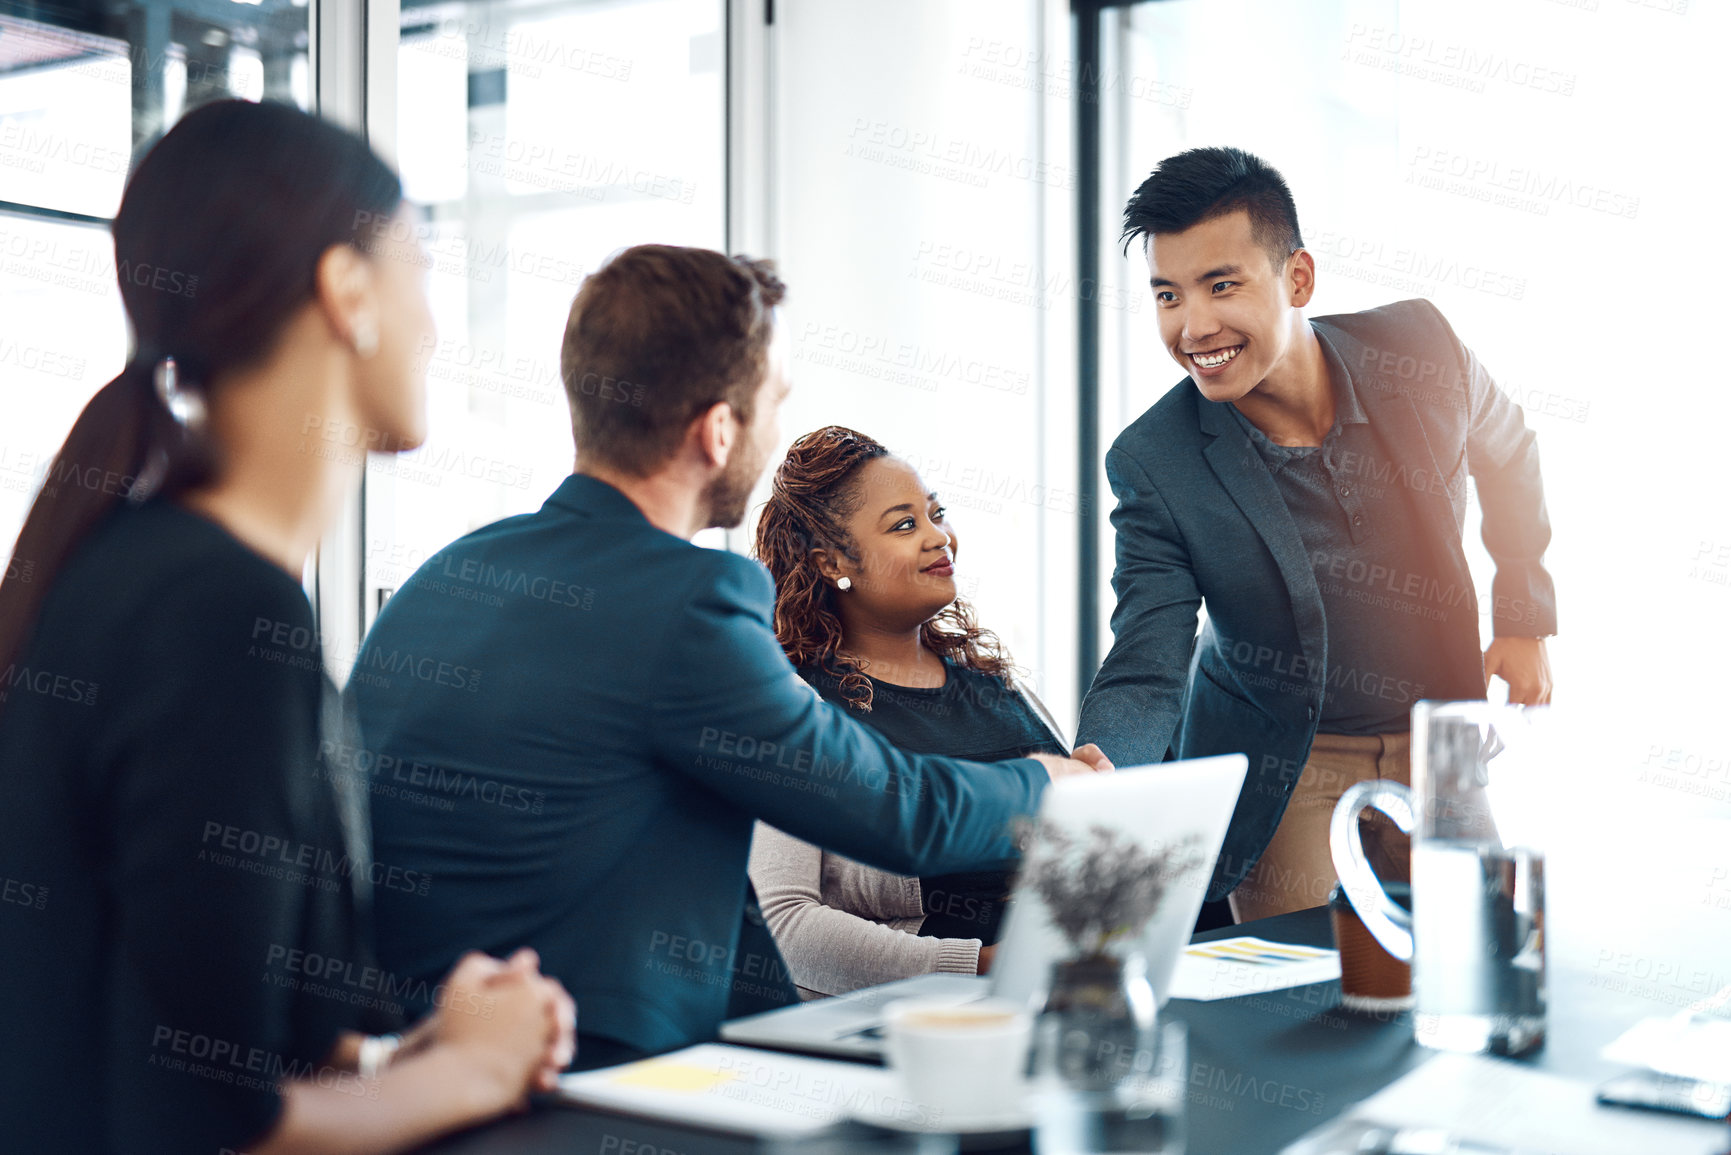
[836,577,852,591]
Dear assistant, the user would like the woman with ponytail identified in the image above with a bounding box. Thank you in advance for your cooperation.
[0,101,572,1154]
[747,426,1111,996]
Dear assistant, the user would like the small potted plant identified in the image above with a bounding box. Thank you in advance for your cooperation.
[1016,819,1204,1093]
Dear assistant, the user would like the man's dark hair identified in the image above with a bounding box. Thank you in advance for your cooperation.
[1120,147,1303,270]
[560,245,786,476]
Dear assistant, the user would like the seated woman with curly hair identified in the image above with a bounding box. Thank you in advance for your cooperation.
[748,426,1110,996]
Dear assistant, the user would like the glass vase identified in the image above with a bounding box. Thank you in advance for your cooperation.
[1032,951,1184,1155]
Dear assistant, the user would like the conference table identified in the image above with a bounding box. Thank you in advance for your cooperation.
[411,897,1731,1155]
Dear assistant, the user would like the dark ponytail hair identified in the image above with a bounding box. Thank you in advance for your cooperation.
[0,100,402,691]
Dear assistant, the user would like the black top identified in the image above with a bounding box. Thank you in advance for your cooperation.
[798,658,1064,944]
[0,500,386,1154]
[1227,336,1458,734]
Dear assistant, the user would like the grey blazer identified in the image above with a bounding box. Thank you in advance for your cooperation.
[1077,299,1555,901]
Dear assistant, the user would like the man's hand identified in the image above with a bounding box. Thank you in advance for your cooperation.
[1070,743,1115,773]
[1032,752,1112,780]
[1484,636,1553,705]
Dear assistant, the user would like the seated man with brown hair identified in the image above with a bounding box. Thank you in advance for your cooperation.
[351,245,1106,1069]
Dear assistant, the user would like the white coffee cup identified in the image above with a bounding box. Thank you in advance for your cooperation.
[882,997,1033,1124]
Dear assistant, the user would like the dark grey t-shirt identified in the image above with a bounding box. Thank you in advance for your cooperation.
[1228,338,1468,734]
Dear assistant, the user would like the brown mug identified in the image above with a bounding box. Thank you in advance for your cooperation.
[1329,881,1414,1013]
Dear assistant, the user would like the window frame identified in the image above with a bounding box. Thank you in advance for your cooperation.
[324,0,1085,706]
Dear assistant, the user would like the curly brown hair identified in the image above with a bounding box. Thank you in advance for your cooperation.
[752,425,1016,712]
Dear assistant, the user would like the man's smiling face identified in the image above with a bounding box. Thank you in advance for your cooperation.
[1146,208,1307,404]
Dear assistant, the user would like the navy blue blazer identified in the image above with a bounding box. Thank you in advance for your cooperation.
[1077,299,1555,901]
[351,475,1047,1056]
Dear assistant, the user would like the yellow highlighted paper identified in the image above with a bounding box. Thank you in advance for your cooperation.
[610,1060,740,1094]
[1185,936,1332,965]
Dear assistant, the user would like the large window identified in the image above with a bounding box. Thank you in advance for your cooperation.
[0,2,310,550]
[13,0,1728,812]
[1093,0,1730,817]
[360,0,726,643]
[1094,0,1405,683]
[769,0,1081,724]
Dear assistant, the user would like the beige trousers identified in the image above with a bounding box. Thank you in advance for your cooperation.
[1228,731,1412,924]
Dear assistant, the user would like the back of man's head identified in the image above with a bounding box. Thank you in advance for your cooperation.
[1121,147,1303,271]
[560,245,786,476]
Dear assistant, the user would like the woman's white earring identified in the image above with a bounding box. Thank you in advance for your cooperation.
[352,320,379,359]
[153,356,207,432]
[836,577,852,591]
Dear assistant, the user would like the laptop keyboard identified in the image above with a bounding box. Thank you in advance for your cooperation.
[837,984,947,1012]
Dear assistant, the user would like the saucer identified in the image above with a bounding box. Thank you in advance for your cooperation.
[848,1102,1034,1137]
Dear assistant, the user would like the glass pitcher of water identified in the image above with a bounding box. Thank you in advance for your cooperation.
[1331,701,1548,1056]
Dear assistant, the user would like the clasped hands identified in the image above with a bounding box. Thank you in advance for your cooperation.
[397,947,577,1106]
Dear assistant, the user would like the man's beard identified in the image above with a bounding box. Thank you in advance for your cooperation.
[701,431,764,530]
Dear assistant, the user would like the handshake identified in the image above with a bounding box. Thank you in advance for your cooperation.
[1034,743,1115,780]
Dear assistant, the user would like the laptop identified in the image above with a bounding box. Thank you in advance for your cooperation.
[720,754,1248,1060]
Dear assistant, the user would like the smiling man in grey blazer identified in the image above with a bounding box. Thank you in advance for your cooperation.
[1077,148,1556,921]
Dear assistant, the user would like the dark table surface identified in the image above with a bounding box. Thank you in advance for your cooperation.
[411,900,1728,1155]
